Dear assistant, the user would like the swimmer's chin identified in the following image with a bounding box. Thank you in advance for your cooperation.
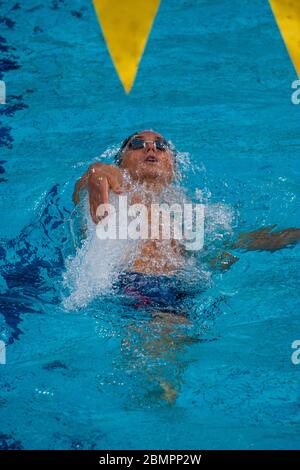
[136,165,164,179]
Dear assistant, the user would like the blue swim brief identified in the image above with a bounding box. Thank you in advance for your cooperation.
[114,271,189,315]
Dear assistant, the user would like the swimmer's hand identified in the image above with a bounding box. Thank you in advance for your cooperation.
[87,163,125,224]
[209,251,239,271]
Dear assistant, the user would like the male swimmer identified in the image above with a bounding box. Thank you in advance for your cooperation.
[73,130,300,317]
[72,130,300,403]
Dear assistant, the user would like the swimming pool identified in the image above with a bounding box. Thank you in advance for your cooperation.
[0,0,299,450]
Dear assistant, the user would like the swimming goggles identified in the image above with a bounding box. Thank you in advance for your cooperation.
[126,138,170,151]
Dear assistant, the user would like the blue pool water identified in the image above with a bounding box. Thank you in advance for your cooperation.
[0,0,300,449]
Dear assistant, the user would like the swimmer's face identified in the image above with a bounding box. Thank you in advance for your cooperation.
[120,131,175,185]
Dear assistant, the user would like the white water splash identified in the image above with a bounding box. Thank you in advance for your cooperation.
[62,194,137,310]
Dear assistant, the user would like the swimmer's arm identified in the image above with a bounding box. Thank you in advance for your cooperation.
[72,162,115,206]
[208,225,300,271]
[204,226,300,273]
[209,224,300,271]
[73,163,125,224]
[230,225,300,252]
[72,170,89,205]
[180,240,239,272]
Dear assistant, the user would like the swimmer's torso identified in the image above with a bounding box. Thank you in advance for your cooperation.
[129,239,185,275]
[124,191,185,275]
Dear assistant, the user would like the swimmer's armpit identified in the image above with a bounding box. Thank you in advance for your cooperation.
[230,225,300,252]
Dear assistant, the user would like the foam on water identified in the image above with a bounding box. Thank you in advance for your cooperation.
[62,198,137,310]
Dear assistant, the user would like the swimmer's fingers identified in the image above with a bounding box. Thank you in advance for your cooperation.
[89,177,109,223]
[97,176,110,204]
[90,202,109,224]
[266,228,300,250]
[98,173,123,205]
[97,177,120,221]
[96,203,110,222]
[90,164,124,194]
[106,172,124,194]
[89,200,100,224]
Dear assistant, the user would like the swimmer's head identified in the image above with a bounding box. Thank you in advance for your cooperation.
[114,130,176,185]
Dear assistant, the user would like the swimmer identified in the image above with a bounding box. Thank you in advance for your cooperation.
[73,129,300,402]
[73,130,185,276]
[73,129,300,270]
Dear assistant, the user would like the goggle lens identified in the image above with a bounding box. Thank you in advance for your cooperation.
[128,138,169,151]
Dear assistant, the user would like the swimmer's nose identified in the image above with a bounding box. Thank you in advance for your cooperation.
[145,141,156,152]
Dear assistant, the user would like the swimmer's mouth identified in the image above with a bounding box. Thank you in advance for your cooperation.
[144,155,158,163]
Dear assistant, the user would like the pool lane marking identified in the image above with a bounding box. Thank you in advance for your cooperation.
[269,0,300,78]
[92,0,161,94]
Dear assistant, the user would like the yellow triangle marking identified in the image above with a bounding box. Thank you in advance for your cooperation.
[93,0,161,94]
[269,0,300,77]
